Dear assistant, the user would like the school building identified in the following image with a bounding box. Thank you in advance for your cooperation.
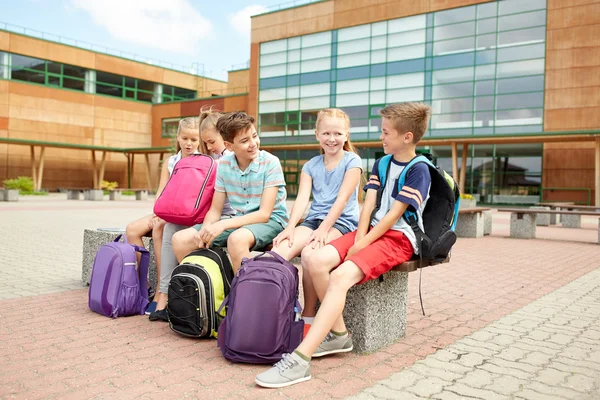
[1,0,599,206]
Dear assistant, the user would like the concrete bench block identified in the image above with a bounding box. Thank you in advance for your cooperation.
[483,210,492,235]
[510,213,536,239]
[109,191,122,201]
[82,229,158,291]
[87,189,104,201]
[67,190,81,200]
[530,206,551,226]
[1,189,19,201]
[135,190,148,201]
[455,212,484,238]
[343,270,408,353]
[561,214,581,229]
[598,220,599,245]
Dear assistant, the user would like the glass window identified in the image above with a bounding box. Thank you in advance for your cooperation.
[337,65,370,81]
[287,99,299,111]
[434,37,475,56]
[338,38,370,54]
[286,86,300,98]
[302,32,331,47]
[343,105,369,120]
[477,2,498,19]
[495,108,543,126]
[433,82,473,100]
[386,87,424,102]
[433,97,473,114]
[475,80,495,96]
[497,75,544,94]
[260,100,286,113]
[499,10,546,32]
[388,15,426,33]
[431,113,473,129]
[474,96,494,111]
[475,64,496,80]
[301,58,331,73]
[498,27,545,46]
[372,21,387,36]
[63,64,86,79]
[496,92,543,110]
[11,54,45,71]
[388,30,426,47]
[434,5,476,26]
[46,61,61,74]
[288,37,301,50]
[387,58,425,74]
[300,96,329,111]
[162,118,181,138]
[301,83,329,97]
[287,74,300,86]
[370,90,385,104]
[261,52,287,67]
[96,71,122,86]
[371,36,387,51]
[260,76,287,89]
[337,92,369,107]
[498,43,545,63]
[387,44,425,62]
[475,49,496,65]
[387,72,424,88]
[370,49,386,64]
[301,45,331,60]
[261,39,286,55]
[63,77,84,91]
[338,25,371,41]
[287,63,300,75]
[435,21,476,40]
[433,52,474,69]
[475,112,495,128]
[260,88,287,101]
[499,0,546,15]
[433,67,473,84]
[370,76,385,90]
[337,78,369,94]
[477,33,496,48]
[301,70,330,85]
[260,112,286,125]
[497,59,545,78]
[477,18,497,35]
[338,53,370,68]
[173,87,196,100]
[288,50,300,63]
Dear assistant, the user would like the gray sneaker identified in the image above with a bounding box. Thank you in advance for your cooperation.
[255,352,311,388]
[313,332,353,357]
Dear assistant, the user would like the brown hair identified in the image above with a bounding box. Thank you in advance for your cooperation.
[175,117,200,153]
[379,102,431,143]
[315,108,359,155]
[216,112,256,143]
[198,105,223,155]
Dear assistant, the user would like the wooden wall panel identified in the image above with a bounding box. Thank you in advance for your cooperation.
[224,95,249,113]
[547,24,600,49]
[334,0,428,28]
[544,108,600,130]
[198,79,228,97]
[95,54,163,82]
[548,0,600,10]
[429,0,489,11]
[180,98,225,117]
[227,70,249,92]
[0,31,9,51]
[9,34,96,69]
[546,2,600,29]
[162,69,197,90]
[545,87,600,110]
[151,103,182,147]
[248,43,260,119]
[545,67,600,89]
[0,117,7,130]
[542,143,596,203]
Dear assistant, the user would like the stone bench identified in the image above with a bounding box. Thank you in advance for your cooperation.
[69,189,150,201]
[455,207,491,238]
[82,229,158,289]
[498,208,600,241]
[0,189,19,202]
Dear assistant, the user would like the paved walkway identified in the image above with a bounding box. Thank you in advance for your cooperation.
[0,195,599,399]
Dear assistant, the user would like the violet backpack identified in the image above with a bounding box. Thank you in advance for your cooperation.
[88,235,149,318]
[217,251,304,364]
[153,154,217,226]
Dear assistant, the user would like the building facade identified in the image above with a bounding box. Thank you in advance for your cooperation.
[250,0,600,205]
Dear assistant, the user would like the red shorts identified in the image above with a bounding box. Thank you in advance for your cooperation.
[329,230,414,284]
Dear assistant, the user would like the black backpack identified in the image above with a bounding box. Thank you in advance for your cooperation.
[167,248,234,338]
[372,153,461,266]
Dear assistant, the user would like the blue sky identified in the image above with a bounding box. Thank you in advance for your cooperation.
[0,0,289,82]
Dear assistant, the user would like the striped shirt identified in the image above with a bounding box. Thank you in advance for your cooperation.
[215,150,288,227]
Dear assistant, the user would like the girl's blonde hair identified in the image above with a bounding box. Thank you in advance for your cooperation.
[315,108,365,201]
[198,105,223,155]
[175,117,200,153]
[315,108,359,155]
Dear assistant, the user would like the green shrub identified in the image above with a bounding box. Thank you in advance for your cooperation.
[460,193,475,200]
[3,176,34,194]
[101,180,119,191]
[21,191,49,196]
[122,190,135,196]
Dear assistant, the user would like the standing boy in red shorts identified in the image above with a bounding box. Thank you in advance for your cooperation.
[255,102,433,388]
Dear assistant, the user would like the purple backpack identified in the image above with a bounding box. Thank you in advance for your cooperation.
[88,235,149,318]
[217,251,304,364]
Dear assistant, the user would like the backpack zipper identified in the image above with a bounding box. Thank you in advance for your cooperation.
[205,248,231,288]
[174,272,210,337]
[194,158,215,209]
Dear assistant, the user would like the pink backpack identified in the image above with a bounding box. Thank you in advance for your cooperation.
[154,154,217,226]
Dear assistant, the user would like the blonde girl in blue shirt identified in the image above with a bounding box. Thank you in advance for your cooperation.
[272,108,363,334]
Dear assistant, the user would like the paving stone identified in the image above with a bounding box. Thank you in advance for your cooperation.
[381,371,423,391]
[405,376,449,398]
[524,381,585,398]
[562,373,597,393]
[485,375,528,394]
[495,347,527,362]
[532,368,570,386]
[455,369,497,388]
[443,383,510,400]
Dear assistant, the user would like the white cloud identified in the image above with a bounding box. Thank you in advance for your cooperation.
[68,0,212,54]
[229,5,267,38]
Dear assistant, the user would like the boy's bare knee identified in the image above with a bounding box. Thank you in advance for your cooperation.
[328,268,355,292]
[227,229,253,252]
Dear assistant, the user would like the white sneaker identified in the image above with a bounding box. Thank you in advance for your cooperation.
[255,352,311,388]
[313,332,353,357]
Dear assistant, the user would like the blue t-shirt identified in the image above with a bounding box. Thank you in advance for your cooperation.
[302,151,362,233]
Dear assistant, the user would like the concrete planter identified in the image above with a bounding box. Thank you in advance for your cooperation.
[459,198,477,209]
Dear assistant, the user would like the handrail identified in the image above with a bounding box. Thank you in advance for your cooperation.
[251,0,328,16]
[0,23,209,78]
[541,187,591,206]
